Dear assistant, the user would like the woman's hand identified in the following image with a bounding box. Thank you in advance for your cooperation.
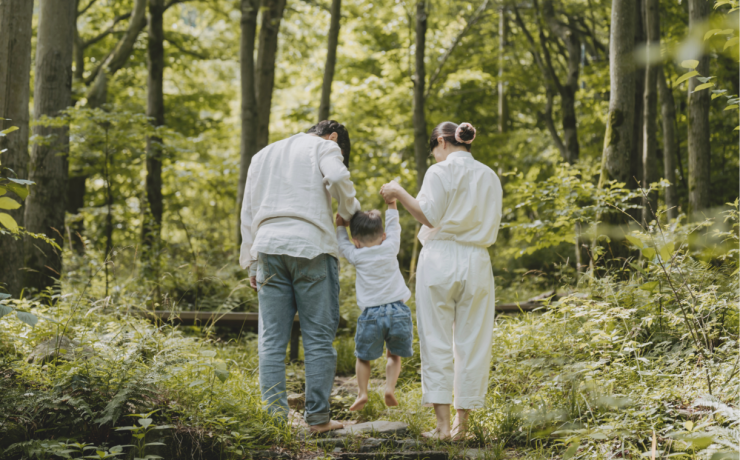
[380,181,405,202]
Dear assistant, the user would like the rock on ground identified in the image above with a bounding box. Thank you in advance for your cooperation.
[333,420,408,437]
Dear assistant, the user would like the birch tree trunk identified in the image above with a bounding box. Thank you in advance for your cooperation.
[413,0,428,191]
[142,0,165,256]
[599,0,635,187]
[0,0,34,297]
[23,0,76,294]
[658,65,678,220]
[319,0,341,124]
[497,8,508,134]
[642,0,659,223]
[687,0,711,214]
[255,0,287,152]
[236,0,259,244]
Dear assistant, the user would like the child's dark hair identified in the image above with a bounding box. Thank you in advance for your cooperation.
[428,121,476,152]
[307,120,351,166]
[350,210,383,242]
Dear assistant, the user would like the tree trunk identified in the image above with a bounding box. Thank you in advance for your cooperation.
[642,0,659,223]
[497,8,508,134]
[142,0,165,254]
[236,0,259,244]
[86,0,147,108]
[413,0,428,191]
[65,175,87,253]
[658,65,678,220]
[560,18,581,164]
[630,0,645,196]
[319,0,341,124]
[687,0,711,214]
[254,0,287,152]
[0,0,34,297]
[23,0,76,294]
[599,0,636,187]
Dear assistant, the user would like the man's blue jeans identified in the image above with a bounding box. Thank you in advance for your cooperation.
[256,253,339,426]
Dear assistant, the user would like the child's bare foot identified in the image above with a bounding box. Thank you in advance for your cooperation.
[422,428,451,440]
[384,390,398,407]
[349,394,368,411]
[309,420,344,434]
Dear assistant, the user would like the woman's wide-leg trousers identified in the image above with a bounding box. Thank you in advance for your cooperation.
[416,240,496,409]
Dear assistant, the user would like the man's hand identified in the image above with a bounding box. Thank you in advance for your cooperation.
[336,213,348,227]
[250,276,258,291]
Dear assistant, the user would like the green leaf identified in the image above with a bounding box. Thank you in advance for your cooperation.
[7,182,28,200]
[724,104,738,111]
[625,235,644,248]
[684,420,694,432]
[215,368,229,383]
[200,350,216,358]
[589,432,609,440]
[0,187,5,196]
[0,126,19,136]
[16,311,38,327]
[562,440,581,460]
[642,247,656,259]
[724,36,739,50]
[681,60,699,69]
[675,71,699,87]
[640,281,659,292]
[0,293,10,300]
[710,452,740,460]
[693,82,715,93]
[7,177,34,185]
[144,442,166,447]
[704,28,722,40]
[0,304,13,318]
[659,242,675,262]
[0,213,19,232]
[0,197,21,210]
[188,379,206,387]
[138,418,152,428]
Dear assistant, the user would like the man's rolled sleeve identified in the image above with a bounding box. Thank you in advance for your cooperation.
[319,144,361,220]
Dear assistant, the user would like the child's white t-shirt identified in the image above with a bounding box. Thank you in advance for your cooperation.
[336,209,412,310]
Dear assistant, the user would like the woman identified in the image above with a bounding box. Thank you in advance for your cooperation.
[380,121,502,440]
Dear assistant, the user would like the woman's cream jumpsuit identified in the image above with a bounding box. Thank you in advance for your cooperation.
[415,151,503,409]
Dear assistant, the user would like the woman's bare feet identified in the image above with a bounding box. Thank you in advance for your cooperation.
[384,391,398,407]
[422,428,451,440]
[309,420,344,434]
[349,394,368,411]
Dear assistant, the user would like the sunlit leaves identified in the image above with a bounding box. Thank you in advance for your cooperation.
[674,70,698,87]
[0,212,18,232]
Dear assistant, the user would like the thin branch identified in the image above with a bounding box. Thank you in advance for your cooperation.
[82,13,133,49]
[165,34,208,59]
[424,0,490,99]
[78,0,100,17]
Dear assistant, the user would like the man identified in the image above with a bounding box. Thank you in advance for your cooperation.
[240,120,360,433]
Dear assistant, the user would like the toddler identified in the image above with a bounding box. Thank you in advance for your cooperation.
[336,198,413,411]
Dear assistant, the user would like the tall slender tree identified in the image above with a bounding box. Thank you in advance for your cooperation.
[24,0,76,293]
[319,0,342,127]
[630,0,645,196]
[687,0,711,214]
[658,65,679,220]
[642,0,659,223]
[255,0,287,152]
[498,8,508,134]
[599,0,636,187]
[0,0,34,297]
[412,0,427,191]
[142,0,165,255]
[236,0,259,243]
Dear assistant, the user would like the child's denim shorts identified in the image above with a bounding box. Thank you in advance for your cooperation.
[354,301,414,361]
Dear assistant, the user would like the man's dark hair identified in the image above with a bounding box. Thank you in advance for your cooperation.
[349,210,383,242]
[307,120,351,167]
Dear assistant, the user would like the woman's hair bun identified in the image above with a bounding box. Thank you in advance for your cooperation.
[457,123,476,142]
[454,122,476,144]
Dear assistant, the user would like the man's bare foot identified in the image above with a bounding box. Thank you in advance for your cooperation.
[422,429,451,440]
[384,391,398,407]
[349,394,368,411]
[309,420,344,434]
